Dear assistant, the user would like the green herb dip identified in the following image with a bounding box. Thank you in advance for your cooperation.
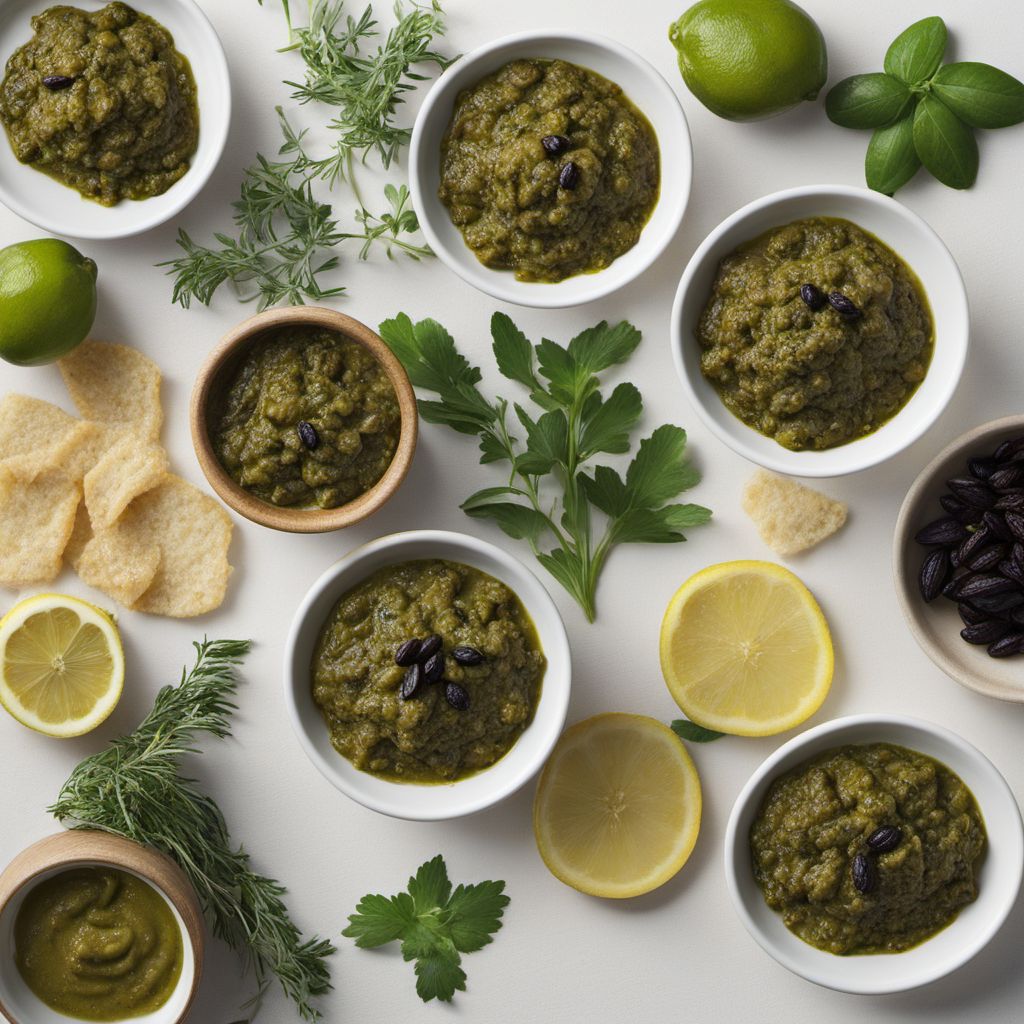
[209,324,401,510]
[698,217,934,451]
[311,559,546,782]
[750,743,986,955]
[15,866,183,1021]
[0,3,199,206]
[439,58,659,283]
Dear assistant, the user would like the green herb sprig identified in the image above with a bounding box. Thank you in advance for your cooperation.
[343,855,508,1003]
[670,719,725,743]
[50,639,334,1022]
[379,313,712,621]
[826,16,1024,193]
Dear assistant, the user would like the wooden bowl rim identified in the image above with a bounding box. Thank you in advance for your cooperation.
[190,306,418,534]
[0,831,204,1024]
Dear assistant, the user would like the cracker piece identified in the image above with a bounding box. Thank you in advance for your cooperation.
[58,341,163,441]
[119,475,233,617]
[0,460,81,587]
[84,434,169,530]
[742,470,848,556]
[65,502,94,572]
[77,526,162,607]
[0,394,79,465]
[53,420,128,483]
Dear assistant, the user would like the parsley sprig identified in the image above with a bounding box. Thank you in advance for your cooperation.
[379,313,713,621]
[343,855,508,1003]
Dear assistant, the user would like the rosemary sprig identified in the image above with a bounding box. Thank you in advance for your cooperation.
[49,639,334,1022]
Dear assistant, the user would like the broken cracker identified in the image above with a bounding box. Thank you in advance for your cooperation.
[0,394,79,468]
[77,525,162,607]
[84,434,169,530]
[742,470,848,556]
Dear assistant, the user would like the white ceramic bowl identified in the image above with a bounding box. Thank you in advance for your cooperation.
[725,714,1023,995]
[284,530,571,820]
[0,0,230,239]
[671,185,969,477]
[409,31,691,308]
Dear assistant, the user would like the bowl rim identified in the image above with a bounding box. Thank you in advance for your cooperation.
[189,306,418,534]
[282,528,572,821]
[723,713,1024,995]
[409,28,692,309]
[892,413,1024,703]
[0,0,231,241]
[670,183,970,477]
[0,831,204,1024]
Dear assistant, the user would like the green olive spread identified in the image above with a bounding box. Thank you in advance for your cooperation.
[15,866,183,1021]
[0,3,199,206]
[209,324,401,510]
[439,58,660,283]
[311,559,545,782]
[698,217,934,451]
[751,743,986,955]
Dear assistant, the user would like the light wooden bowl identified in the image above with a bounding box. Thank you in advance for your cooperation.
[0,831,204,1024]
[190,306,418,533]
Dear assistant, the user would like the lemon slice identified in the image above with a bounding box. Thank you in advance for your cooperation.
[533,713,702,898]
[659,560,833,736]
[0,593,124,737]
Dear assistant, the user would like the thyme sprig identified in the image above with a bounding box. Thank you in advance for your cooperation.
[50,639,334,1022]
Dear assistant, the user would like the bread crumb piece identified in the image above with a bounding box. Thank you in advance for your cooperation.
[742,470,847,556]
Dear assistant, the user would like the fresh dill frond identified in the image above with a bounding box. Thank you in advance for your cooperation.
[50,639,335,1023]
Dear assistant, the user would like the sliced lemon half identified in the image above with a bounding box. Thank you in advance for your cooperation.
[0,593,124,737]
[659,560,833,737]
[533,713,702,899]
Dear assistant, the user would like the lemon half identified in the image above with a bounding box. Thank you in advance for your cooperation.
[533,713,702,899]
[659,560,833,736]
[0,594,124,737]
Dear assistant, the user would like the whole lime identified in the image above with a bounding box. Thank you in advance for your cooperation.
[0,238,98,366]
[669,0,828,122]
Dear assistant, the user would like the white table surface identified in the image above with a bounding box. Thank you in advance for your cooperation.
[2,1,1023,1021]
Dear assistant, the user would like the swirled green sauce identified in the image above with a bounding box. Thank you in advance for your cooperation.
[15,866,183,1021]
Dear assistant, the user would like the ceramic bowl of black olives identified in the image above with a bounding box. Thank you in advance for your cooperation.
[894,414,1024,702]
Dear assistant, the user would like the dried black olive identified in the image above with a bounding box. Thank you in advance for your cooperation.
[42,74,75,90]
[400,663,423,700]
[799,283,826,310]
[918,549,950,603]
[452,645,484,665]
[445,681,470,711]
[297,420,319,449]
[1005,511,1024,542]
[915,517,968,546]
[982,510,1014,543]
[988,632,1024,658]
[947,478,996,509]
[989,466,1024,491]
[998,559,1024,586]
[541,134,571,156]
[827,291,862,319]
[996,492,1024,514]
[994,436,1024,462]
[423,651,444,684]
[958,574,1019,599]
[395,638,422,667]
[558,161,581,190]
[969,457,997,481]
[418,634,442,660]
[969,589,1024,614]
[852,853,875,893]
[866,825,902,853]
[955,527,991,564]
[958,602,988,626]
[966,544,1006,573]
[962,620,1011,645]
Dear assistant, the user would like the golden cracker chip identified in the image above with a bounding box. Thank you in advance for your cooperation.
[119,475,233,617]
[58,341,163,441]
[742,470,848,557]
[64,502,93,572]
[52,420,127,483]
[0,394,79,466]
[84,434,169,530]
[77,526,161,607]
[0,460,81,587]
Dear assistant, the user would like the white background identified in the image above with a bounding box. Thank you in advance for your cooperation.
[1,1,1023,1021]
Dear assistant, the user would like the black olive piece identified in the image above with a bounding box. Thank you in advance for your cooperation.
[452,645,484,666]
[996,492,1024,514]
[994,436,1024,462]
[989,466,1024,491]
[988,632,1024,658]
[1005,511,1024,543]
[866,825,902,853]
[915,517,968,547]
[998,559,1024,586]
[852,853,875,894]
[982,510,1015,544]
[297,420,320,450]
[969,589,1024,614]
[445,681,470,711]
[919,549,950,603]
[958,573,1020,599]
[1014,542,1024,572]
[400,663,423,700]
[959,602,988,626]
[955,527,991,565]
[827,291,862,319]
[1010,605,1024,626]
[395,638,422,667]
[939,495,968,516]
[799,283,826,310]
[541,134,571,156]
[942,575,966,601]
[42,74,75,90]
[962,620,1012,645]
[422,651,444,684]
[969,457,997,481]
[558,161,581,190]
[418,634,442,661]
[967,545,1007,573]
[947,478,997,509]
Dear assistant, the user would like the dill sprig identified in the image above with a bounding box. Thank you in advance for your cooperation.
[49,639,335,1023]
[162,1,452,310]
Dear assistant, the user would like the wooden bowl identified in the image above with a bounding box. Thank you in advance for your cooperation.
[0,831,204,1024]
[190,306,418,533]
[893,415,1024,703]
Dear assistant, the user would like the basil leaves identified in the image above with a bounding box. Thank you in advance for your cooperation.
[826,16,1024,194]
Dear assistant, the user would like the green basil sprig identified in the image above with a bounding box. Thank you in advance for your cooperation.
[826,16,1024,194]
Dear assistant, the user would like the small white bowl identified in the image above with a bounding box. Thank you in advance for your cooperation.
[670,185,969,477]
[409,31,691,308]
[283,530,571,821]
[724,714,1023,995]
[0,0,230,240]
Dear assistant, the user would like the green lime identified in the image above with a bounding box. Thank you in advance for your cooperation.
[0,239,98,366]
[669,0,828,122]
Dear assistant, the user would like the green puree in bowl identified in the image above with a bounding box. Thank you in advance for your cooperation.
[311,559,546,783]
[15,866,183,1021]
[0,3,199,206]
[750,743,986,955]
[209,324,401,510]
[439,58,660,283]
[698,217,934,451]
